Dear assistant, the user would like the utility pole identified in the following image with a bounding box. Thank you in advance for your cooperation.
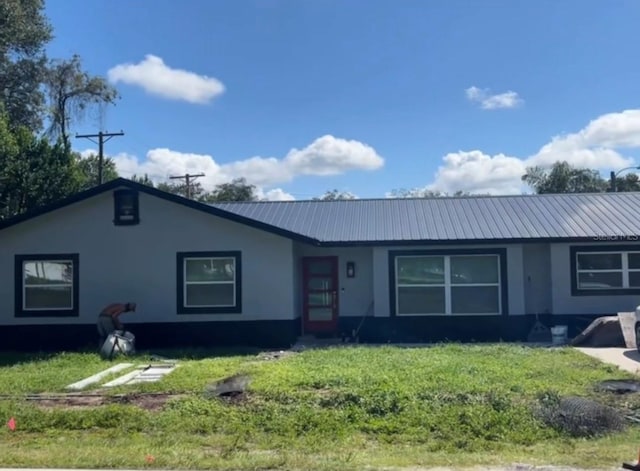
[75,130,125,185]
[170,173,205,199]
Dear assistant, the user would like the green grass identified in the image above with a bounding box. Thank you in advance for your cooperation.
[0,344,639,470]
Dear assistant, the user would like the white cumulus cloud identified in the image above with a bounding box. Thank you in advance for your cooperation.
[465,86,523,110]
[85,135,383,201]
[257,188,296,201]
[426,151,527,195]
[107,54,225,104]
[421,109,640,195]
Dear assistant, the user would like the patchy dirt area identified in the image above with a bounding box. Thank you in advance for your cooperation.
[24,393,186,411]
[18,390,253,411]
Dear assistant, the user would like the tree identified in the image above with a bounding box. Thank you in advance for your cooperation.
[130,174,155,187]
[611,172,640,192]
[0,112,83,219]
[522,161,607,194]
[387,188,475,198]
[203,178,258,202]
[155,180,207,200]
[140,177,258,202]
[44,54,119,145]
[313,189,356,200]
[0,0,53,131]
[75,153,119,190]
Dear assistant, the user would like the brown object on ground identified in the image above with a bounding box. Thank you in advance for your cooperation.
[570,316,626,347]
[20,392,184,411]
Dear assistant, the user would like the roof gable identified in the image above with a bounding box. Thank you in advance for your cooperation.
[0,178,319,245]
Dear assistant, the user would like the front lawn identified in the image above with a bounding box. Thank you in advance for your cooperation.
[0,344,639,470]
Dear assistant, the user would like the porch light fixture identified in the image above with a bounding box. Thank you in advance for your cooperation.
[346,261,355,278]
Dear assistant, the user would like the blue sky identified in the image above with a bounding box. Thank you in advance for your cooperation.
[44,0,640,199]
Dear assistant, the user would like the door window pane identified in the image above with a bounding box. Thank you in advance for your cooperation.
[397,257,444,284]
[308,260,333,275]
[450,255,498,284]
[577,253,622,270]
[308,292,332,306]
[397,286,445,314]
[307,277,333,291]
[577,272,623,289]
[308,307,333,321]
[451,286,499,314]
[186,284,235,306]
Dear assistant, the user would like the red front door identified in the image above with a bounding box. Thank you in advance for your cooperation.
[302,256,339,333]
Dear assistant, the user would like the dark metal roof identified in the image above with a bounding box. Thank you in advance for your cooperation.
[212,192,640,244]
[3,178,640,246]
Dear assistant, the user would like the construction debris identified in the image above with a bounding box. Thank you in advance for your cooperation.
[102,364,178,388]
[570,313,636,348]
[66,363,133,391]
[595,379,640,394]
[534,395,626,437]
[204,374,250,398]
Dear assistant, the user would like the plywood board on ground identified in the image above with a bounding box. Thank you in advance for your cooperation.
[618,312,637,349]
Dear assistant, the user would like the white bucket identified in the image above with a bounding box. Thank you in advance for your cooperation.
[550,325,568,345]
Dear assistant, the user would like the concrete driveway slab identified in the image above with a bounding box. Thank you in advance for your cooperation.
[575,347,640,375]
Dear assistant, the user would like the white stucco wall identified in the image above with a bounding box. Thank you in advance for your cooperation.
[372,244,526,317]
[293,244,373,318]
[550,242,640,315]
[0,189,295,325]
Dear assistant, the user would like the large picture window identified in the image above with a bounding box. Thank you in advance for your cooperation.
[390,249,506,316]
[176,251,242,314]
[14,254,79,317]
[570,245,640,295]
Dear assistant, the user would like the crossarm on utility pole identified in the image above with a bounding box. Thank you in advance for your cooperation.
[170,173,205,199]
[75,130,125,185]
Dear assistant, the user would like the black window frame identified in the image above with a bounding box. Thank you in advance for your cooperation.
[113,189,140,226]
[14,253,80,318]
[570,244,640,296]
[389,248,509,317]
[176,251,242,314]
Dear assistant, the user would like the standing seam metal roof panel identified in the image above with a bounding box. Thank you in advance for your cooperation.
[211,192,640,243]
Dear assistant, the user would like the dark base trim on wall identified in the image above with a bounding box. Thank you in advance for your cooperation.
[0,320,301,353]
[337,313,609,344]
[0,313,620,353]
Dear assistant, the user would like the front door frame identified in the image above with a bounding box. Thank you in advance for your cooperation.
[302,256,339,334]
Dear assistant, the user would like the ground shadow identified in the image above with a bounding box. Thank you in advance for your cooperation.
[0,345,267,368]
[0,351,61,367]
[623,349,640,363]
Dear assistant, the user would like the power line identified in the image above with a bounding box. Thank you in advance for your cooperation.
[75,130,125,185]
[170,173,205,199]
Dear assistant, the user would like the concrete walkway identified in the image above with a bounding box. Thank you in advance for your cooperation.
[575,346,640,375]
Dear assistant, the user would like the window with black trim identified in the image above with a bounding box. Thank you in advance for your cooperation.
[176,251,242,314]
[389,249,508,316]
[570,245,640,295]
[14,254,79,317]
[113,189,139,225]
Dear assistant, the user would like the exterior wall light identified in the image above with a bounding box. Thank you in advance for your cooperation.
[346,261,355,278]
